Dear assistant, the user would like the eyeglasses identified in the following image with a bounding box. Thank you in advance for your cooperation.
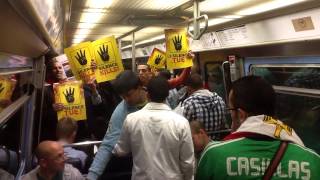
[227,107,238,111]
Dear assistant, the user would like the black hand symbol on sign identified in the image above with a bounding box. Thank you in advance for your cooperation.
[154,55,163,65]
[75,50,87,65]
[63,87,75,103]
[98,44,110,62]
[172,35,182,51]
[0,83,4,94]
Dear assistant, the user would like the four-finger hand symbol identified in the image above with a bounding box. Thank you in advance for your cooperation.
[154,55,162,65]
[63,87,75,103]
[98,44,110,62]
[0,83,4,94]
[172,35,182,51]
[75,50,87,65]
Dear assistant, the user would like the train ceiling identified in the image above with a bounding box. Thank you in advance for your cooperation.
[64,0,316,47]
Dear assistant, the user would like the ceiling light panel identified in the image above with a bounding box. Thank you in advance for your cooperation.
[85,0,113,8]
[112,0,189,11]
[137,26,166,34]
[236,0,308,16]
[200,0,260,12]
[186,0,265,12]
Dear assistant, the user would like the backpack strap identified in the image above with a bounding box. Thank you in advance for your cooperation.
[263,141,288,180]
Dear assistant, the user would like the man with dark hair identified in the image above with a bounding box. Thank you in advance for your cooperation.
[196,76,320,180]
[113,76,194,180]
[87,70,148,180]
[181,73,227,139]
[137,63,153,87]
[22,141,84,180]
[57,117,87,170]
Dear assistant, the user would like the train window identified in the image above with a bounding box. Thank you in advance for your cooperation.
[275,94,320,153]
[251,65,320,90]
[204,62,225,100]
[250,64,320,153]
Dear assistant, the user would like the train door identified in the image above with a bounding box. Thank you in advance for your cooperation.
[0,52,45,179]
[245,56,320,154]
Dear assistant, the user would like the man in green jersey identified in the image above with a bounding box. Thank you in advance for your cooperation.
[196,76,320,180]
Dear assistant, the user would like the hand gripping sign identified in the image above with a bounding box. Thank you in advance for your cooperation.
[53,81,86,121]
[64,42,95,83]
[165,29,193,70]
[90,36,124,83]
[147,48,166,69]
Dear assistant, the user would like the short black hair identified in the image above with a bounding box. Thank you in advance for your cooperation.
[158,69,171,80]
[185,73,203,89]
[231,75,276,116]
[112,70,141,95]
[147,76,169,103]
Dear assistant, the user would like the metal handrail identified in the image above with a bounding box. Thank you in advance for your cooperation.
[0,95,30,127]
[15,158,25,180]
[273,85,320,98]
[0,68,33,75]
[64,141,102,148]
[207,129,232,135]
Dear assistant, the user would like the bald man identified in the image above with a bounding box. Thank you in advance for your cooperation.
[22,141,84,180]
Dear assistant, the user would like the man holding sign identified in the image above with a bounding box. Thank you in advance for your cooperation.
[41,59,102,141]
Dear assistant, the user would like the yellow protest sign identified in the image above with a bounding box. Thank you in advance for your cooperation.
[165,29,193,70]
[147,48,166,69]
[0,76,16,112]
[53,81,86,121]
[90,36,124,83]
[64,42,95,83]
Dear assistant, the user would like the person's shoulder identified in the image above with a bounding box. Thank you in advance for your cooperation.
[203,138,246,155]
[0,168,14,180]
[288,143,320,160]
[112,100,126,113]
[64,164,84,179]
[21,167,38,180]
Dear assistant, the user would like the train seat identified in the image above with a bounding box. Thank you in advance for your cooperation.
[0,146,18,175]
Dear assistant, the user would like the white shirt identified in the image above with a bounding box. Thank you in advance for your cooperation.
[113,102,194,180]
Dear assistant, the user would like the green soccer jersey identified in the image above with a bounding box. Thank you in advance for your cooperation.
[196,138,320,180]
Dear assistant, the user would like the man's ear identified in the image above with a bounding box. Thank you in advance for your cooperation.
[237,108,248,124]
[199,128,206,136]
[39,158,47,168]
[146,91,151,101]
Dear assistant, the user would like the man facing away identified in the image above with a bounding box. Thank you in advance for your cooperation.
[87,70,147,180]
[113,76,194,180]
[22,141,84,180]
[56,117,87,170]
[196,76,320,180]
[181,73,227,140]
[189,120,211,160]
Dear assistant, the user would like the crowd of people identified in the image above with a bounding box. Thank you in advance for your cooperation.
[23,52,320,180]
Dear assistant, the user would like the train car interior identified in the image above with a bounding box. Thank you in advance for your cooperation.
[0,0,320,179]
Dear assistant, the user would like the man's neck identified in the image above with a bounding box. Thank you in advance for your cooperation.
[38,168,57,180]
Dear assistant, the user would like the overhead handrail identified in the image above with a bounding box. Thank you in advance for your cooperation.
[187,14,208,40]
[187,0,208,40]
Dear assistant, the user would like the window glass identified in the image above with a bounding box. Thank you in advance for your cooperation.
[275,93,320,153]
[251,66,320,89]
[204,63,225,100]
[251,65,320,153]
